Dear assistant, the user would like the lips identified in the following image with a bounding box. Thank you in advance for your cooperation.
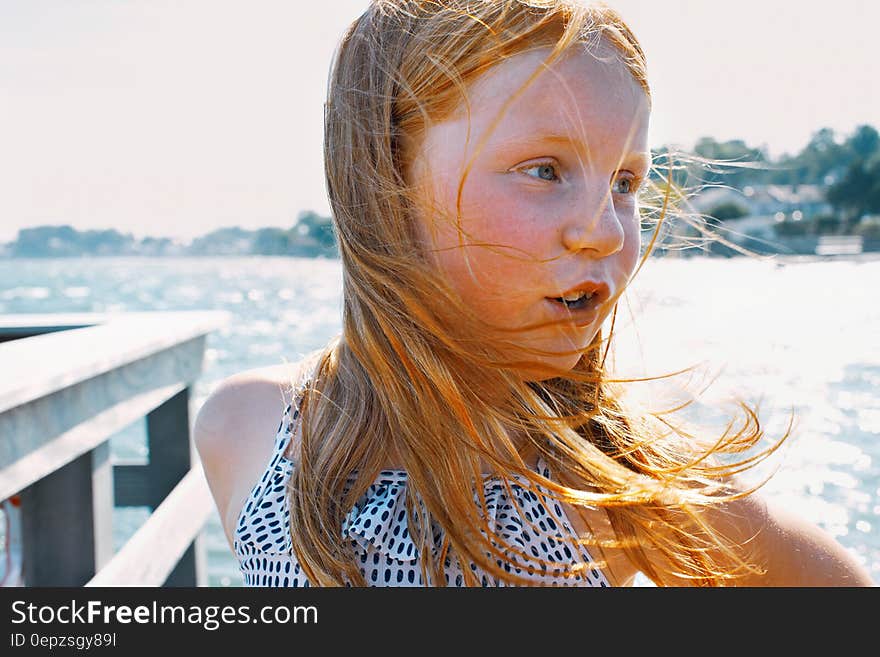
[544,280,611,327]
[548,281,611,305]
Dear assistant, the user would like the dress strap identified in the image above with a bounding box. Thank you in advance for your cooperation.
[274,402,297,463]
[277,348,322,462]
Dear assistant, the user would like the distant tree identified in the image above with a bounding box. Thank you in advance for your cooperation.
[647,125,879,193]
[140,236,173,256]
[188,226,254,255]
[647,146,692,189]
[253,227,293,255]
[774,127,856,186]
[773,220,811,237]
[813,214,842,235]
[79,228,134,255]
[802,128,848,181]
[845,125,880,160]
[295,211,337,251]
[707,201,749,221]
[141,236,171,248]
[691,137,768,188]
[827,154,880,231]
[854,220,880,240]
[10,225,139,256]
[12,225,80,257]
[693,137,751,161]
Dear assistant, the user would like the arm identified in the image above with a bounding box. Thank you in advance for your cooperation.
[720,492,874,587]
[647,487,875,587]
[193,367,298,550]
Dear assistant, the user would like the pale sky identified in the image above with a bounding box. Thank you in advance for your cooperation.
[1,0,877,242]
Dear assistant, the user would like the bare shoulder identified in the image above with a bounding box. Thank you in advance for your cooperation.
[723,490,875,586]
[193,358,312,548]
[194,362,300,451]
[638,482,874,586]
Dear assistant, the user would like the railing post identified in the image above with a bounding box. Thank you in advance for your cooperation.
[2,311,228,587]
[145,387,203,586]
[18,441,114,586]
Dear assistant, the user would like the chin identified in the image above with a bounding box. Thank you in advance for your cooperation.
[519,351,584,382]
[504,330,595,382]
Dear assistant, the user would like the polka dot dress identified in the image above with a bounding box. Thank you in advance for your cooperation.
[234,402,611,587]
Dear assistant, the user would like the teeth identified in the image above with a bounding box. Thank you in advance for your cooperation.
[561,291,592,302]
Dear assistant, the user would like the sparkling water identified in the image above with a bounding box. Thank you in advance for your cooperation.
[1,254,877,585]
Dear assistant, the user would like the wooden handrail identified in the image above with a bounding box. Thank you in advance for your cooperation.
[0,383,183,502]
[1,311,229,586]
[85,464,214,587]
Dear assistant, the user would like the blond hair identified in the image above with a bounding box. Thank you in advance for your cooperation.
[287,0,789,586]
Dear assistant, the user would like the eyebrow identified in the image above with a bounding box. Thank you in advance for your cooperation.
[509,131,652,172]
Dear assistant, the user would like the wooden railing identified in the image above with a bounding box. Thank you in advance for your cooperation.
[0,311,229,586]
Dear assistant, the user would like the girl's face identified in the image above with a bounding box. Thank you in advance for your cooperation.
[408,46,651,380]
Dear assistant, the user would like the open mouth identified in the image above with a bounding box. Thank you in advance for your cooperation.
[548,291,595,311]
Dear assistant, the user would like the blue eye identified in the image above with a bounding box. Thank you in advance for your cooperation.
[612,175,639,194]
[522,162,560,182]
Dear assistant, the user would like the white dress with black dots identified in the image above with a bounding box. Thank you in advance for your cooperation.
[234,402,611,587]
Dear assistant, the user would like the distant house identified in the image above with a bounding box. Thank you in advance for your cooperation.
[742,184,831,219]
[684,183,833,243]
[690,183,832,221]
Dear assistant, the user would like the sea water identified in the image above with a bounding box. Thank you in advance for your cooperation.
[1,254,877,586]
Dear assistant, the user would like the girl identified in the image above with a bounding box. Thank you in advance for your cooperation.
[194,0,873,587]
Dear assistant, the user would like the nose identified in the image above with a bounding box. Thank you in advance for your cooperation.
[560,185,626,257]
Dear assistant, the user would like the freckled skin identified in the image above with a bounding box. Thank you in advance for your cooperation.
[409,47,651,380]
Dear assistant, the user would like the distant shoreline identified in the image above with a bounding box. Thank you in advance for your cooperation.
[768,252,880,264]
[3,251,880,263]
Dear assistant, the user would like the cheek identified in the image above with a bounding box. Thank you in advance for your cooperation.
[430,199,547,312]
[456,180,551,256]
[431,175,540,253]
[605,207,642,292]
[623,206,642,264]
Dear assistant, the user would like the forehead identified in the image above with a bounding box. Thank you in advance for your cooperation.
[454,46,649,147]
[466,43,644,104]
